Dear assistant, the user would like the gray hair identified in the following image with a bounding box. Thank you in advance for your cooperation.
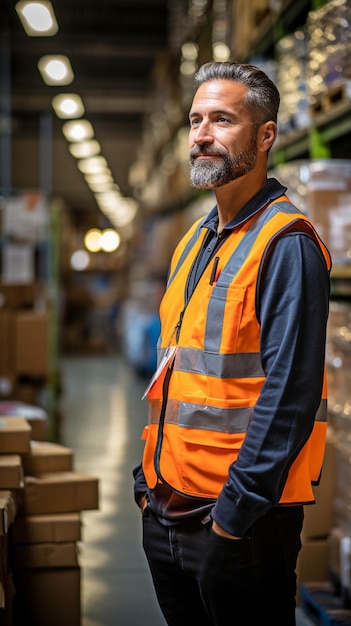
[194,62,280,124]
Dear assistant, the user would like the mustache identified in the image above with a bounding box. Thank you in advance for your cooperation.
[190,145,227,158]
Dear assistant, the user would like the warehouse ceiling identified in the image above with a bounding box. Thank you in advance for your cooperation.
[0,0,195,225]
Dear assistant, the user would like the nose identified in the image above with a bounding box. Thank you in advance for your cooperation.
[191,120,213,145]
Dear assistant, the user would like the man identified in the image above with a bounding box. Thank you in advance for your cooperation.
[133,62,331,626]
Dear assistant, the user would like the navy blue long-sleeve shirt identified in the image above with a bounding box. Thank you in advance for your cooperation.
[133,178,331,537]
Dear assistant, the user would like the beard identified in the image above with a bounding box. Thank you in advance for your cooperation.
[189,134,258,189]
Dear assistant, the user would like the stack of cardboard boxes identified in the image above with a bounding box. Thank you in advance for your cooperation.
[296,431,336,604]
[0,283,52,408]
[0,412,99,626]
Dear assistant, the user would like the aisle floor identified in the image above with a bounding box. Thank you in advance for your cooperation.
[60,354,312,626]
[60,354,166,626]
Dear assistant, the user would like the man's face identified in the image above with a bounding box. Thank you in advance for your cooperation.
[189,79,258,189]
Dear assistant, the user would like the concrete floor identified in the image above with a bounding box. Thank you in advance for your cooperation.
[60,354,313,626]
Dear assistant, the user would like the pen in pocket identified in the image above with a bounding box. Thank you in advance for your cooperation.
[209,256,220,285]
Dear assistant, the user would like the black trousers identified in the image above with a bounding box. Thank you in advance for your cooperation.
[142,505,304,626]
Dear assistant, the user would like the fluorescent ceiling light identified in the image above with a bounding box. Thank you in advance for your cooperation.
[95,194,138,227]
[100,229,121,253]
[70,249,90,271]
[86,182,114,194]
[77,156,108,174]
[181,41,198,61]
[84,173,113,185]
[62,120,94,142]
[212,42,230,62]
[69,140,101,159]
[52,94,84,119]
[38,55,74,85]
[84,229,102,253]
[95,190,122,208]
[16,1,58,36]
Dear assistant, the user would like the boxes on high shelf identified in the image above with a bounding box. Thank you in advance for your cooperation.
[13,311,50,379]
[306,164,351,263]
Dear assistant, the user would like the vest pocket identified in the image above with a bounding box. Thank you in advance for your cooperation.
[177,427,244,498]
[206,283,246,353]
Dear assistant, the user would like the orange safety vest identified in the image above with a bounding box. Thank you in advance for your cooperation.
[142,196,332,503]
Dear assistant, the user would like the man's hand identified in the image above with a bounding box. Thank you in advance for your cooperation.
[139,494,148,514]
[212,519,241,540]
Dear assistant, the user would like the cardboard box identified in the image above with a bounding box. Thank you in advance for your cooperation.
[0,455,24,489]
[14,311,50,378]
[12,541,80,626]
[307,183,351,262]
[328,526,344,585]
[0,283,37,310]
[0,490,19,535]
[13,541,79,568]
[0,534,9,578]
[21,441,73,475]
[0,572,15,625]
[0,312,14,378]
[21,472,99,515]
[0,417,31,453]
[296,539,329,604]
[12,513,81,544]
[13,567,81,626]
[0,401,49,441]
[302,436,335,540]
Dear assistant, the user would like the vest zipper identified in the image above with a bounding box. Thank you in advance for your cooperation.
[154,308,184,483]
[154,356,174,481]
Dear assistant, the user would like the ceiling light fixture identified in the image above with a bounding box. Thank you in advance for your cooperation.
[77,156,108,175]
[86,182,114,194]
[84,173,113,185]
[38,55,74,85]
[69,140,101,159]
[70,249,90,271]
[181,41,198,61]
[84,229,102,253]
[212,42,230,61]
[100,229,121,253]
[62,120,94,142]
[15,1,58,36]
[52,94,84,119]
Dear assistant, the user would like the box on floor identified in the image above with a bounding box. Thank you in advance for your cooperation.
[13,543,81,626]
[296,538,329,605]
[0,572,15,625]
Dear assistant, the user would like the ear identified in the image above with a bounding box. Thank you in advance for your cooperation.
[257,121,277,153]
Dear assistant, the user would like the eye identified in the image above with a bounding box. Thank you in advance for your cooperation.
[216,116,230,124]
[190,117,201,127]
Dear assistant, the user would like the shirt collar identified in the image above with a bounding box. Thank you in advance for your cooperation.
[201,178,288,234]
